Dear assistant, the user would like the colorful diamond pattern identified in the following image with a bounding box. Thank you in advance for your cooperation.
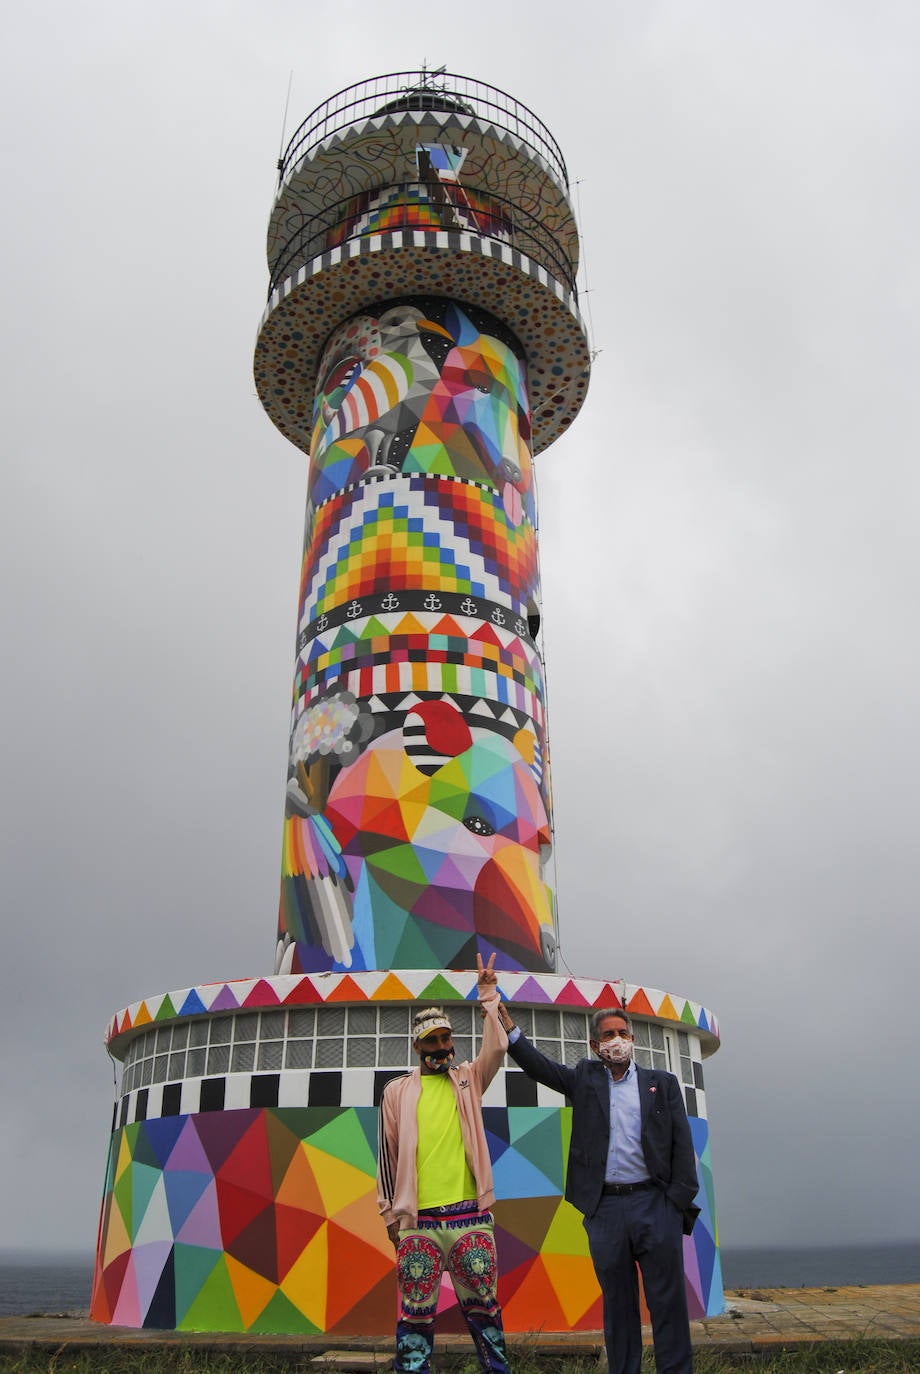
[92,1103,721,1331]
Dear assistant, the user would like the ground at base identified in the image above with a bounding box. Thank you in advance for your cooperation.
[0,1286,918,1361]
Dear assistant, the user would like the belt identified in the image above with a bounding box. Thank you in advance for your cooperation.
[418,1199,478,1216]
[602,1180,655,1196]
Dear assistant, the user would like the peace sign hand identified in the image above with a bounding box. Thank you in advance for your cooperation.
[476,951,498,986]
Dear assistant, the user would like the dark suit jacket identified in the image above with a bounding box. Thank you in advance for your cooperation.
[507,1032,700,1222]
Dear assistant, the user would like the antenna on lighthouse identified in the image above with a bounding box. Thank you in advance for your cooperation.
[276,69,294,178]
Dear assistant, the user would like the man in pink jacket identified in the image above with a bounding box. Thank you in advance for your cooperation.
[377,954,510,1374]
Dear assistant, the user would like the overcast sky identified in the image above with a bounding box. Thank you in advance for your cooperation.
[2,1,919,1261]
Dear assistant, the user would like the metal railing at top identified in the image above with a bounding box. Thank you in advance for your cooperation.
[278,70,569,191]
[268,179,578,299]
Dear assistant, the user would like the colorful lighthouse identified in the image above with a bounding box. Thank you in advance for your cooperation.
[90,70,723,1333]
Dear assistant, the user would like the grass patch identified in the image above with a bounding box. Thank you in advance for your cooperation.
[1,1340,919,1374]
[689,1344,920,1373]
[0,1356,314,1374]
[0,1359,297,1374]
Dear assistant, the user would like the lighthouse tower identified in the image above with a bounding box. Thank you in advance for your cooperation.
[90,71,723,1334]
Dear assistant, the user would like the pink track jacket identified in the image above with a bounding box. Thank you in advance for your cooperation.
[377,985,508,1230]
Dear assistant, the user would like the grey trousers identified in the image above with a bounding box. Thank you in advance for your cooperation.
[583,1186,693,1374]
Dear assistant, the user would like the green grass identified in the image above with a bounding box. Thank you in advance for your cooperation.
[1,1342,919,1374]
[690,1347,920,1374]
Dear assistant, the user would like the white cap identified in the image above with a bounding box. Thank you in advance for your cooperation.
[413,1006,453,1041]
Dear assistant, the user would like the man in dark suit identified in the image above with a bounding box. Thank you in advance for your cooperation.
[498,1003,698,1374]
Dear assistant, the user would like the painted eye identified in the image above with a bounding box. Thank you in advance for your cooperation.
[464,816,495,836]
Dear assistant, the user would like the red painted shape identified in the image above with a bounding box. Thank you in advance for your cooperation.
[243,980,282,1008]
[275,1202,325,1284]
[592,983,625,1008]
[225,1206,279,1284]
[214,1178,272,1248]
[324,1222,397,1329]
[217,1116,274,1198]
[579,1291,605,1330]
[328,1270,395,1336]
[192,1110,260,1174]
[100,1250,131,1318]
[409,699,472,756]
[282,978,324,1004]
[469,622,502,647]
[554,979,591,1007]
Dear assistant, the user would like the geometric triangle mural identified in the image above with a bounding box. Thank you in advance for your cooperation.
[93,1108,391,1333]
[91,1101,722,1331]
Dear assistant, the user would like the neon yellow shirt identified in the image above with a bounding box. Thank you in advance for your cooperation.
[416,1074,477,1208]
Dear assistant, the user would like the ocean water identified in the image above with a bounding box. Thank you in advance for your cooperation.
[720,1241,920,1290]
[0,1253,94,1318]
[1,1244,918,1319]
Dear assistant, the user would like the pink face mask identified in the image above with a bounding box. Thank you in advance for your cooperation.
[597,1037,633,1066]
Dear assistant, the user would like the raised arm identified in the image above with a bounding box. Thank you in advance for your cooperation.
[471,952,509,1090]
[499,1001,578,1099]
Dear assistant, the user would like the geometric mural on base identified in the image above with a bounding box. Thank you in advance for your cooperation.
[91,1102,723,1331]
[91,1108,388,1333]
[685,1116,722,1319]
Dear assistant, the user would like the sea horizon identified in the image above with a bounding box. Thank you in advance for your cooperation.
[1,1241,918,1319]
[720,1239,920,1290]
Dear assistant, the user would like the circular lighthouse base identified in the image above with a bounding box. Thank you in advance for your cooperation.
[91,969,722,1332]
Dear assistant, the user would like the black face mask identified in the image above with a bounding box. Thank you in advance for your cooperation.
[422,1048,455,1073]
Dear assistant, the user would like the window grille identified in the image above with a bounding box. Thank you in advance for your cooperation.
[258,1041,284,1071]
[285,1038,312,1070]
[677,1030,694,1086]
[116,1005,701,1103]
[633,1022,668,1071]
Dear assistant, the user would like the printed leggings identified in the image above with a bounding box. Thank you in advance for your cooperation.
[395,1207,510,1374]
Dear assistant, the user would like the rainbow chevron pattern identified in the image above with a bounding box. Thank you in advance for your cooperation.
[299,476,539,625]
